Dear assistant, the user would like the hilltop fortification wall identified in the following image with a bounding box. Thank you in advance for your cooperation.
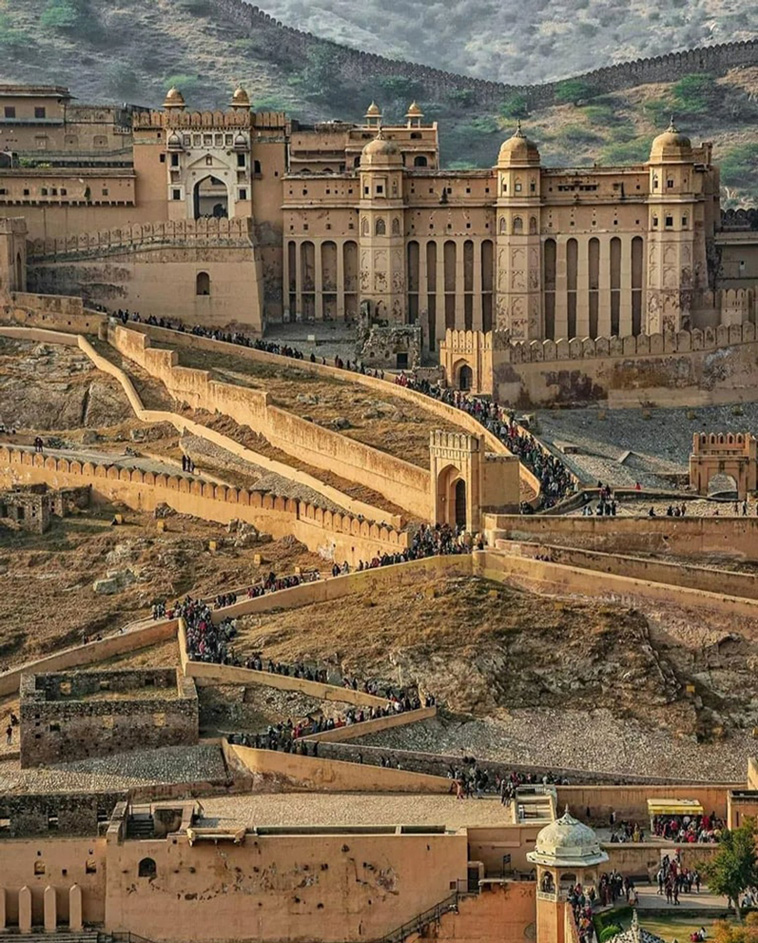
[211,0,758,109]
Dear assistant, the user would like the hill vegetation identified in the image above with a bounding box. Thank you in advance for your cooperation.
[253,0,758,85]
[0,0,756,203]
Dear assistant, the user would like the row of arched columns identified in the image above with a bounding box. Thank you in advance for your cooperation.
[0,884,83,932]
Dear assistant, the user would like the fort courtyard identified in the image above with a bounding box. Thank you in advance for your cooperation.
[2,76,758,943]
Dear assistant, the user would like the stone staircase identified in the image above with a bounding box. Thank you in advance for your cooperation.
[0,932,100,943]
[125,811,155,840]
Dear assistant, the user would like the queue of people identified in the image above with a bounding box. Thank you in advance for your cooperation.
[394,374,574,509]
[652,812,723,844]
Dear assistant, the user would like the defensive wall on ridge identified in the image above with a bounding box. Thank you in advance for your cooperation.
[0,445,408,566]
[210,0,758,110]
[107,322,434,519]
[0,293,541,499]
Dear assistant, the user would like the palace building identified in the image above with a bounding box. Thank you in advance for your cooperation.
[0,83,755,359]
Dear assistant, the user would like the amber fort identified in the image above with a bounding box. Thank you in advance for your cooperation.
[1,67,758,943]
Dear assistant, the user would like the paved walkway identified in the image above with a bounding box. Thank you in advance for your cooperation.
[633,884,729,913]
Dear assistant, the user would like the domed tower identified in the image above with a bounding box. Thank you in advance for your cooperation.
[527,809,608,943]
[358,129,406,321]
[646,119,699,333]
[230,85,251,111]
[495,123,543,340]
[163,87,186,112]
[364,101,382,129]
[406,101,423,129]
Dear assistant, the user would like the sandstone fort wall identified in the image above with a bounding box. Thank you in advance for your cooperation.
[487,514,758,562]
[229,745,452,793]
[0,445,407,567]
[107,323,433,519]
[505,540,758,600]
[211,0,758,110]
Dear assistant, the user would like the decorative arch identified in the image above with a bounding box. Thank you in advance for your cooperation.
[193,175,228,220]
[138,857,157,879]
[375,218,386,236]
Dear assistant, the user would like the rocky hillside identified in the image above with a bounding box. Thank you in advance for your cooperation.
[0,0,756,201]
[256,0,758,85]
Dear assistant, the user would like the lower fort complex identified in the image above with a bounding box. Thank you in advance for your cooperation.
[2,78,758,943]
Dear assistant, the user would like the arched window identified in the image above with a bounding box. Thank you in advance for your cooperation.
[360,217,369,236]
[392,217,401,236]
[413,155,427,167]
[196,272,210,296]
[499,217,507,234]
[513,217,523,234]
[138,858,157,879]
[529,216,537,234]
[375,218,386,236]
[410,132,422,141]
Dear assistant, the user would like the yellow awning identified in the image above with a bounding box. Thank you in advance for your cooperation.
[647,799,704,816]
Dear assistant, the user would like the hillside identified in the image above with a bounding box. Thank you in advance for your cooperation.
[253,0,758,85]
[0,0,756,203]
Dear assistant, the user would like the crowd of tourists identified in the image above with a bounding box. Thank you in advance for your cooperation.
[651,812,723,843]
[608,818,646,842]
[394,374,574,509]
[655,853,702,904]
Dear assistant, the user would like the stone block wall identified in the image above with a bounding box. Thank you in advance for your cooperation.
[0,792,124,838]
[19,668,199,768]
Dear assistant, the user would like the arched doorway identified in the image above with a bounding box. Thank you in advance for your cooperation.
[454,479,467,528]
[459,364,473,391]
[707,472,738,500]
[194,176,228,219]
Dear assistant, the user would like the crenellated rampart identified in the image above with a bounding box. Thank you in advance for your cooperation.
[26,218,255,262]
[207,0,758,109]
[107,323,434,519]
[0,445,408,564]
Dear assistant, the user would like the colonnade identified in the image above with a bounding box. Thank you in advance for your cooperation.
[0,884,83,932]
[283,233,647,344]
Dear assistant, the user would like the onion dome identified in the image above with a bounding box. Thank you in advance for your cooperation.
[163,87,186,110]
[650,118,693,163]
[497,121,541,166]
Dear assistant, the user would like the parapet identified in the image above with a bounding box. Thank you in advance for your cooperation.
[692,432,757,456]
[429,430,481,454]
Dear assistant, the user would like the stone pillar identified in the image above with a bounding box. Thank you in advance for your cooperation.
[69,885,83,932]
[554,238,568,340]
[435,239,446,341]
[419,238,429,347]
[472,241,483,331]
[294,240,303,320]
[314,241,324,320]
[576,236,589,338]
[598,237,611,337]
[336,240,345,320]
[282,239,291,321]
[619,234,633,337]
[455,237,466,329]
[44,885,56,932]
[18,886,32,933]
[0,886,5,930]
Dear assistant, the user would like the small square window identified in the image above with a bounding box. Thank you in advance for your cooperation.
[172,189,181,200]
[667,179,674,188]
[35,107,46,119]
[23,189,29,196]
[515,183,522,192]
[239,188,247,200]
[303,223,308,231]
[60,188,67,196]
[102,188,109,196]
[4,107,15,118]
[41,188,48,196]
[530,182,536,192]
[665,216,673,227]
[160,153,166,163]
[376,185,384,194]
[171,153,179,167]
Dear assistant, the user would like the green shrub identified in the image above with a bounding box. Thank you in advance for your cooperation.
[600,137,651,163]
[599,926,623,943]
[500,94,528,119]
[554,124,604,146]
[40,0,79,28]
[720,143,758,191]
[0,13,29,50]
[554,79,597,105]
[672,73,719,116]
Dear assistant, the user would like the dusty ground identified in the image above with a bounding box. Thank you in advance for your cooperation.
[164,343,465,468]
[232,572,758,778]
[0,508,323,669]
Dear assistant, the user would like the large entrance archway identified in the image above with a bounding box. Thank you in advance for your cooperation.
[707,472,738,500]
[458,364,473,391]
[194,176,229,219]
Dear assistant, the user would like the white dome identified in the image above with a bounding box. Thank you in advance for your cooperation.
[527,809,609,868]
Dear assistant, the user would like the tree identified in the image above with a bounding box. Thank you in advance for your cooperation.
[703,818,758,922]
[554,79,597,106]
